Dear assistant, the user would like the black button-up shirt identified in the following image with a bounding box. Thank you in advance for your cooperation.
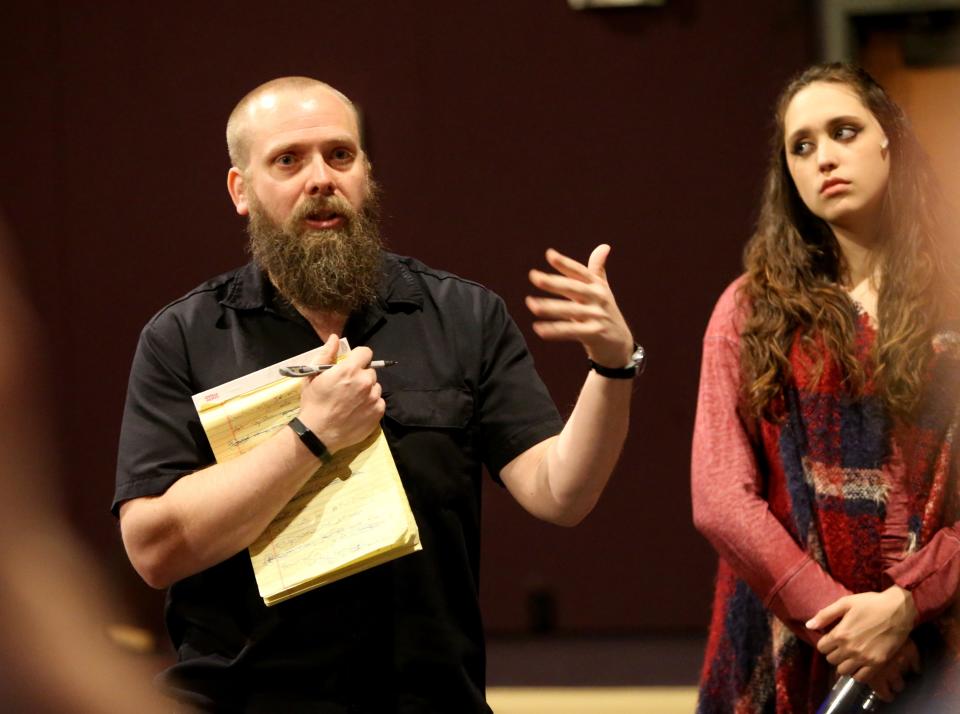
[115,253,563,713]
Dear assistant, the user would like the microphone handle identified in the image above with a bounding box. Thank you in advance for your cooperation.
[815,675,881,714]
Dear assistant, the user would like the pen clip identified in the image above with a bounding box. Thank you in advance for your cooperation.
[279,365,320,378]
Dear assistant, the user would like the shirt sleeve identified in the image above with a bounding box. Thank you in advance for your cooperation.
[475,293,564,480]
[691,279,851,644]
[884,347,960,624]
[113,311,213,515]
[886,523,960,624]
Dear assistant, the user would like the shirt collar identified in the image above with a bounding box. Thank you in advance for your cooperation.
[220,252,424,314]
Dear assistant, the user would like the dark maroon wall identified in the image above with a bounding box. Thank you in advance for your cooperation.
[1,1,815,636]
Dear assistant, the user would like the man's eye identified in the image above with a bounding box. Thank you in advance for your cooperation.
[330,148,354,164]
[275,154,297,167]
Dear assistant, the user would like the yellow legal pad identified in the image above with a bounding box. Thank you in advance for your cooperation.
[191,345,421,606]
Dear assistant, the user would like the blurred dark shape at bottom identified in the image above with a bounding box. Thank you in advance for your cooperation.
[526,579,558,634]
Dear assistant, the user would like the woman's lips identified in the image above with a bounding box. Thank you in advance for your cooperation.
[820,178,850,196]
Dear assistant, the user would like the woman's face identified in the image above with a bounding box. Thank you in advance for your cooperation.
[782,81,891,237]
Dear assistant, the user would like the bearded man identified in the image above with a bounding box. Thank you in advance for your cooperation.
[114,77,641,713]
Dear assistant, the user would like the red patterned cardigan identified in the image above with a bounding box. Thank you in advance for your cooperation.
[692,277,960,713]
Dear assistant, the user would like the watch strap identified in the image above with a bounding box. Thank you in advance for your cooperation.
[588,344,645,379]
[588,359,638,379]
[288,417,330,461]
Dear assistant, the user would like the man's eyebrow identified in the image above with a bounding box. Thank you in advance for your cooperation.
[264,140,307,158]
[266,134,359,153]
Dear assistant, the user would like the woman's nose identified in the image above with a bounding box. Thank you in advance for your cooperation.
[817,143,838,172]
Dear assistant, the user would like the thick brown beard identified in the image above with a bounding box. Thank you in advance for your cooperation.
[246,181,384,314]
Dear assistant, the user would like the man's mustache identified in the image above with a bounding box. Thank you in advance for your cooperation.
[289,195,358,227]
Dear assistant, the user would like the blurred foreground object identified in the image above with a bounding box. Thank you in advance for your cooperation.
[0,214,176,713]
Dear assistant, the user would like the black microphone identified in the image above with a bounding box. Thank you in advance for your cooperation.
[815,675,881,713]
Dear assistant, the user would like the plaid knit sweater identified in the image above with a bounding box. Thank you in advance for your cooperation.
[693,279,960,713]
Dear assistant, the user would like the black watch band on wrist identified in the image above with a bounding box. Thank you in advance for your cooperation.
[288,417,330,462]
[588,343,646,379]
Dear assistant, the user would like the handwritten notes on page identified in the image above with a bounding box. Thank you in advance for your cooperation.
[191,344,421,606]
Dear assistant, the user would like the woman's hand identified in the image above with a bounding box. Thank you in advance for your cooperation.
[806,585,917,676]
[860,638,921,702]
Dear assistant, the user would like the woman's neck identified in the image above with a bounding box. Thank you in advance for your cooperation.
[831,227,881,325]
[831,220,880,287]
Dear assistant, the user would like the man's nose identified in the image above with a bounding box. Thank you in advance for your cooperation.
[305,156,336,196]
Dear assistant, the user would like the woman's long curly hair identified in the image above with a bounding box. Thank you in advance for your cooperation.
[740,63,957,420]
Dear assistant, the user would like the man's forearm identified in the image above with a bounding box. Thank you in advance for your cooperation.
[543,372,632,522]
[121,343,385,589]
[120,425,323,588]
[503,372,632,525]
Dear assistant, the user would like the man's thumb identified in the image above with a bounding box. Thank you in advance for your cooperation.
[588,244,611,278]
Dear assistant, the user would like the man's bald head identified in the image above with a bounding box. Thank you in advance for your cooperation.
[226,77,360,170]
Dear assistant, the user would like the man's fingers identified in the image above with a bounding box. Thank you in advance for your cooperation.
[343,346,374,368]
[531,320,604,342]
[525,296,602,321]
[529,245,630,361]
[314,333,340,365]
[302,335,341,393]
[544,248,594,282]
[586,244,610,279]
[529,269,601,303]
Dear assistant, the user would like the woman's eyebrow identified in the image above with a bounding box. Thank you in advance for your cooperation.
[786,115,864,146]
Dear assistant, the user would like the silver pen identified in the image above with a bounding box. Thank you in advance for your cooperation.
[279,360,398,378]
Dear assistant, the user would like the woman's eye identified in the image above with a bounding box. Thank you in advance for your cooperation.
[835,126,859,141]
[792,140,813,156]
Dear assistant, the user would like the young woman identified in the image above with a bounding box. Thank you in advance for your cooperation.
[692,63,960,712]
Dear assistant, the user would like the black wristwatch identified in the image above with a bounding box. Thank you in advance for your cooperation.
[288,417,331,462]
[588,344,646,379]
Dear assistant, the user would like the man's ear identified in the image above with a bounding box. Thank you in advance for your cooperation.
[227,167,250,216]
